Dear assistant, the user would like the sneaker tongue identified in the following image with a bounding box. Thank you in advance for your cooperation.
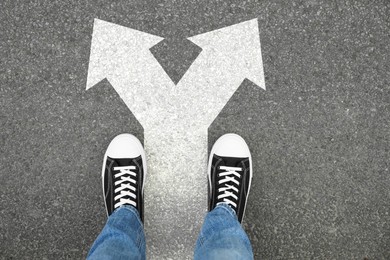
[111,158,135,167]
[218,156,247,168]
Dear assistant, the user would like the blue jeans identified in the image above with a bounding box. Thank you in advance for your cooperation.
[87,204,253,259]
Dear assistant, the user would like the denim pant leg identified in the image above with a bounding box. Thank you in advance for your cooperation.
[194,203,254,260]
[87,206,146,260]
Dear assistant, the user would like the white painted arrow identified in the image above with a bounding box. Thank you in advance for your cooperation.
[86,18,174,124]
[180,18,265,125]
[87,18,265,259]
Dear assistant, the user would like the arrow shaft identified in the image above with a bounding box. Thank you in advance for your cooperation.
[143,128,207,256]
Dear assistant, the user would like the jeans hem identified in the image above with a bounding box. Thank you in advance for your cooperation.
[215,203,238,219]
[114,205,143,227]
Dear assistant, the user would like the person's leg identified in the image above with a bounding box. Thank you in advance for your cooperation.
[194,133,254,260]
[87,134,147,260]
[194,204,253,260]
[87,206,145,260]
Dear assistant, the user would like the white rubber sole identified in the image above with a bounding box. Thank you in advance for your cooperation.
[208,133,253,223]
[101,133,147,216]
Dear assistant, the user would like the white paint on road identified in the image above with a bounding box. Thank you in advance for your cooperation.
[87,18,265,258]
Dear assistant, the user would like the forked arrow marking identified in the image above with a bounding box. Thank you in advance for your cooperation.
[87,18,265,258]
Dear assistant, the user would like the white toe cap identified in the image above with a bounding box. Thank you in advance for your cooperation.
[211,133,251,158]
[105,134,144,158]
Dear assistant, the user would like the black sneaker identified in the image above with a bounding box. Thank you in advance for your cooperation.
[208,133,252,223]
[102,134,146,222]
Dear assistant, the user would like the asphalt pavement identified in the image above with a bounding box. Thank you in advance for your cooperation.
[1,0,389,259]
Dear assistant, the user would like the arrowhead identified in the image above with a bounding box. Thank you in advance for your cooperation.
[86,19,164,90]
[188,19,265,90]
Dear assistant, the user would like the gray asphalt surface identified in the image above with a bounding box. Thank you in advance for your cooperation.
[1,0,389,259]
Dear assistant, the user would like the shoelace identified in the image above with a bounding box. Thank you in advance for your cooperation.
[217,166,242,209]
[113,165,137,209]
